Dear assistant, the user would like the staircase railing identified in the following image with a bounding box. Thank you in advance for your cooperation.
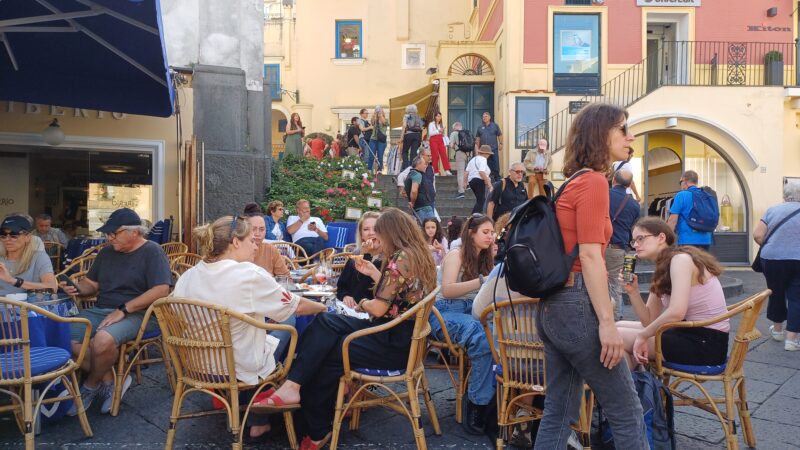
[517,40,797,153]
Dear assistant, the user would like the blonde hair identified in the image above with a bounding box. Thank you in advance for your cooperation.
[355,211,382,252]
[193,216,251,262]
[0,236,37,276]
[373,208,437,293]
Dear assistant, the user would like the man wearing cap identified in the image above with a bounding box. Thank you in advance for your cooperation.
[61,208,172,415]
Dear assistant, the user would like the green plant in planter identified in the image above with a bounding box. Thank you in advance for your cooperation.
[264,154,384,223]
[764,50,785,86]
[764,50,783,63]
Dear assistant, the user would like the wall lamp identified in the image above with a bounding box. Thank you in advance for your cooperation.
[665,117,678,128]
[42,119,65,146]
[767,7,778,17]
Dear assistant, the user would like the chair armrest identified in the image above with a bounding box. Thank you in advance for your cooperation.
[218,308,299,376]
[341,287,440,374]
[13,300,93,369]
[478,303,500,364]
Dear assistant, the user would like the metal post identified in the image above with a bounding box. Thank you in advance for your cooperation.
[796,38,799,86]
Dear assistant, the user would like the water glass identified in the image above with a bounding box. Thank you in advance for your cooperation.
[275,275,290,291]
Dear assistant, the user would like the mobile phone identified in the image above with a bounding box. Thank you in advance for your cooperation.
[57,274,81,294]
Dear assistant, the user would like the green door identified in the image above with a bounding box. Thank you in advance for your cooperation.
[448,83,494,139]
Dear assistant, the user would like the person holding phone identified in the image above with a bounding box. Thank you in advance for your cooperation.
[286,199,329,257]
[285,113,305,158]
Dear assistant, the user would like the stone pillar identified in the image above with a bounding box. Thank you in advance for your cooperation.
[193,64,270,221]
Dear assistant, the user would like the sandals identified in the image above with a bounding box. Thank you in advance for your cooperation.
[299,432,332,450]
[250,392,301,413]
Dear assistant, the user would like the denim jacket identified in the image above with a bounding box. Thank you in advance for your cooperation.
[265,215,289,241]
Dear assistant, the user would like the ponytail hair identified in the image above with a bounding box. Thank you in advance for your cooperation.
[193,215,251,261]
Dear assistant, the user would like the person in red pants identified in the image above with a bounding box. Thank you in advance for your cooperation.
[428,112,452,176]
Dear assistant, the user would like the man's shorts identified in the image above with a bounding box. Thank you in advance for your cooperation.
[69,307,159,346]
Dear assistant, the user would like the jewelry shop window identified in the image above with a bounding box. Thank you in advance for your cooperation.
[336,20,362,59]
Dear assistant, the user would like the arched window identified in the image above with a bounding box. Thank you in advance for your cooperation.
[448,54,494,76]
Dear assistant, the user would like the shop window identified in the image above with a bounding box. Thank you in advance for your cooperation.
[553,13,600,95]
[336,20,362,59]
[264,64,281,101]
[515,97,548,150]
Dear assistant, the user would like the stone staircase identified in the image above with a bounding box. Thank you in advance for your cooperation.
[376,173,476,219]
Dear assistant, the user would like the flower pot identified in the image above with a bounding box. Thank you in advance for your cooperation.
[765,60,784,86]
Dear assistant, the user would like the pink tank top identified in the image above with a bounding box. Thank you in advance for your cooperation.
[660,276,730,333]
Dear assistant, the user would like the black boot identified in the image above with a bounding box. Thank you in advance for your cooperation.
[462,399,487,435]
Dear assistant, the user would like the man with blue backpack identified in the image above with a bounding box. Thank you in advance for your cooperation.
[667,170,719,250]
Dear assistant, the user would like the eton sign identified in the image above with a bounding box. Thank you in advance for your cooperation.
[636,0,700,6]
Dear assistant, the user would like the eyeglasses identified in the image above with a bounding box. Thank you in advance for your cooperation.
[630,234,655,247]
[0,231,26,240]
[106,228,129,240]
[678,179,687,186]
[619,123,629,135]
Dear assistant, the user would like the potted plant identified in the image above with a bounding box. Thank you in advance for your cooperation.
[764,50,784,86]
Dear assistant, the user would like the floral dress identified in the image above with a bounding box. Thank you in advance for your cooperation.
[373,250,426,319]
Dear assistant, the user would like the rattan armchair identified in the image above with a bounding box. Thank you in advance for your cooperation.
[653,289,771,450]
[150,297,299,450]
[79,242,109,258]
[0,297,93,450]
[161,241,189,256]
[58,254,96,278]
[425,306,469,424]
[272,242,308,260]
[331,252,353,265]
[342,243,358,253]
[330,287,442,450]
[168,252,202,269]
[68,271,98,309]
[281,255,298,270]
[292,248,335,267]
[479,298,594,450]
[43,241,64,272]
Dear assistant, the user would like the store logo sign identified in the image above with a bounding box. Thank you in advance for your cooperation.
[747,25,791,32]
[636,0,701,6]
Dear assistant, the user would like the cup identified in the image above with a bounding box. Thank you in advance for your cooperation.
[275,275,290,291]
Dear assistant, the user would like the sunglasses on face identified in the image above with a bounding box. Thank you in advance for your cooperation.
[619,123,629,135]
[0,231,26,240]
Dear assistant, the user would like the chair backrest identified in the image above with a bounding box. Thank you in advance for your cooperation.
[330,263,347,279]
[172,262,194,276]
[405,288,440,375]
[0,297,33,382]
[150,298,239,388]
[325,226,349,249]
[80,242,109,258]
[481,297,545,392]
[77,254,96,273]
[272,242,308,260]
[161,242,189,256]
[331,252,353,265]
[69,271,98,309]
[723,289,770,376]
[342,243,358,253]
[43,241,64,271]
[281,255,297,270]
[169,252,203,269]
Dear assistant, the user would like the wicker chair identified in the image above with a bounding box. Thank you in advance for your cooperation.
[151,297,299,450]
[42,241,64,272]
[109,306,174,416]
[0,297,93,449]
[330,287,442,450]
[281,256,298,271]
[331,252,353,265]
[68,271,98,309]
[272,242,308,260]
[161,241,189,256]
[653,289,771,450]
[425,306,470,423]
[168,252,203,269]
[342,243,358,253]
[479,298,594,450]
[79,242,109,258]
[293,248,336,267]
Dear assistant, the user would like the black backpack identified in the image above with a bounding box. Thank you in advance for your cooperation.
[457,129,474,153]
[497,170,590,299]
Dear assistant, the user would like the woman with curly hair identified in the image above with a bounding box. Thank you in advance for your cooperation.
[617,217,729,367]
[534,102,647,449]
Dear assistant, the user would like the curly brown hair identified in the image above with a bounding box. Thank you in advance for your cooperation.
[562,103,628,177]
[651,246,723,297]
[460,214,495,280]
[373,208,437,294]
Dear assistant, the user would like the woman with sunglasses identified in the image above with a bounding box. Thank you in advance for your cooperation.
[617,217,729,368]
[0,215,57,296]
[265,200,289,242]
[172,215,326,442]
[534,103,647,449]
[428,213,496,435]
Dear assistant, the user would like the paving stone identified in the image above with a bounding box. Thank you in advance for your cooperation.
[673,412,725,444]
[743,360,798,385]
[775,371,800,400]
[751,394,800,426]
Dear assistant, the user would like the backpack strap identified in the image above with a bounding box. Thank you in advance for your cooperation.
[553,169,592,204]
[612,193,631,223]
[761,205,800,247]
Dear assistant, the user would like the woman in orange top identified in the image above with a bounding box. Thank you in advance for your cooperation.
[533,103,648,449]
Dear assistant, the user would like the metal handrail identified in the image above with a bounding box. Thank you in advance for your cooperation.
[518,40,797,153]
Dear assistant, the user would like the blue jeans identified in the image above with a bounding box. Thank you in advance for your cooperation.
[269,314,296,362]
[487,146,500,180]
[295,236,325,257]
[359,137,370,163]
[762,258,800,332]
[413,206,437,222]
[534,273,647,450]
[428,298,494,406]
[368,140,386,171]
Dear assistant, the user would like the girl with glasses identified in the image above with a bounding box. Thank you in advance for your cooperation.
[617,217,729,368]
[0,215,58,296]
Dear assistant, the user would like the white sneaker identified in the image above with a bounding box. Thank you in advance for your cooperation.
[770,325,786,341]
[100,375,132,414]
[509,409,533,448]
[785,338,800,352]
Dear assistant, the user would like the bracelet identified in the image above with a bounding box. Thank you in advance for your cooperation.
[14,277,24,288]
[358,298,369,309]
[478,274,485,286]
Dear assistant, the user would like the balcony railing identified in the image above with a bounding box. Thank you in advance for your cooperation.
[517,40,797,152]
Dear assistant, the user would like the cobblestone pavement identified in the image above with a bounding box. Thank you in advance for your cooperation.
[1,269,798,449]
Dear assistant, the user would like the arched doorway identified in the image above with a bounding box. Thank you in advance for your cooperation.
[628,130,750,264]
[446,54,495,135]
[271,106,289,159]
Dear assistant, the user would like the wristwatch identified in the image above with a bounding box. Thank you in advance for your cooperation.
[117,303,129,316]
[13,277,24,288]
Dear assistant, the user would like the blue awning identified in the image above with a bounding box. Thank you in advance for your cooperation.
[0,0,174,117]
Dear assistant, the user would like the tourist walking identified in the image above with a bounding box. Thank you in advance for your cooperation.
[428,112,452,176]
[369,107,389,172]
[475,112,503,181]
[465,145,493,214]
[399,104,424,170]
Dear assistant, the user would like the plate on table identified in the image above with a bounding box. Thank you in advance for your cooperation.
[296,283,334,292]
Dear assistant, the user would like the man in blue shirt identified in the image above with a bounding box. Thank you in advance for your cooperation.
[606,169,641,318]
[668,170,713,249]
[475,112,503,182]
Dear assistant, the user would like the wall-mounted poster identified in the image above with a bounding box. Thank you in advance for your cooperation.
[560,30,592,61]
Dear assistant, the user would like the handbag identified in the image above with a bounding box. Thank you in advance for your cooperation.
[752,205,800,272]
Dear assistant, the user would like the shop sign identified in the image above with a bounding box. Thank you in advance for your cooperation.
[747,25,791,32]
[636,0,700,6]
[2,101,127,120]
[569,101,590,114]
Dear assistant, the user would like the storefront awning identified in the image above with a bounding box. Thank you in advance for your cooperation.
[389,82,439,128]
[0,0,174,117]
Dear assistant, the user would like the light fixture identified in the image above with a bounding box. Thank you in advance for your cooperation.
[100,164,133,173]
[42,119,65,146]
[767,7,778,17]
[425,67,438,75]
[665,117,678,128]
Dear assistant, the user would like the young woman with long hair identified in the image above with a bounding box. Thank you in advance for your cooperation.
[428,112,452,176]
[617,217,729,367]
[421,217,447,265]
[369,107,389,172]
[428,213,496,435]
[253,208,437,448]
[337,211,382,310]
[534,103,647,449]
[171,215,325,441]
[285,112,305,157]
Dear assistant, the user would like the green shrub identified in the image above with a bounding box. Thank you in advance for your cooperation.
[264,155,384,223]
[765,50,783,63]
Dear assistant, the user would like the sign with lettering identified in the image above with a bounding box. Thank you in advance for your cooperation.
[636,0,700,6]
[2,101,127,120]
[569,101,590,114]
[747,25,791,32]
